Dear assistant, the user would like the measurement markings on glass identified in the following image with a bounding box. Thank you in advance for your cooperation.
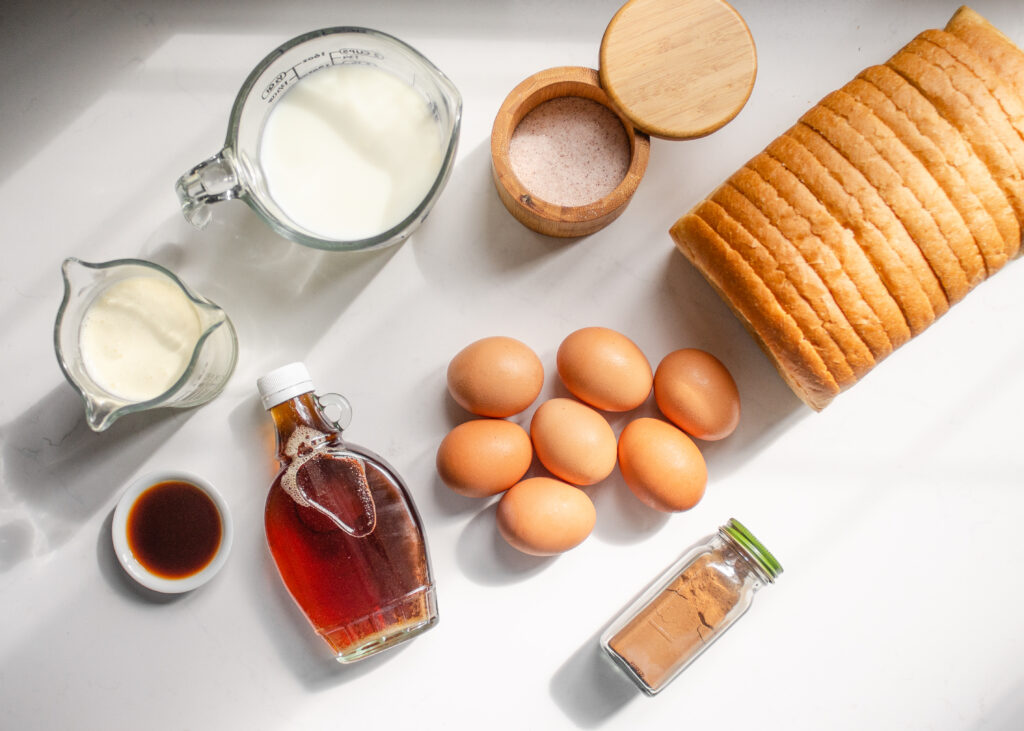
[261,67,299,104]
[262,49,387,104]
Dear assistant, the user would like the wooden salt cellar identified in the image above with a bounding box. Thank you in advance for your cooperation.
[490,0,757,238]
[491,67,650,238]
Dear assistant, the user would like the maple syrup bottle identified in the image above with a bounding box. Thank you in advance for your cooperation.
[257,363,437,662]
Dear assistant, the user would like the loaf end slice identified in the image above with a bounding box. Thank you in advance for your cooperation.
[670,210,840,410]
[946,6,1024,108]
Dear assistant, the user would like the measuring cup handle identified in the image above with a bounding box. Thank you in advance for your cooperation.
[175,149,243,228]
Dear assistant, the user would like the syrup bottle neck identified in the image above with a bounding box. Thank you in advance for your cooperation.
[269,392,340,461]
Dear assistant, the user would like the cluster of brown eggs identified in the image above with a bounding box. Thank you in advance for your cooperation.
[436,327,740,556]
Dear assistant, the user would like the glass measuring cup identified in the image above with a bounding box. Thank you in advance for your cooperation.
[55,258,239,432]
[175,27,462,252]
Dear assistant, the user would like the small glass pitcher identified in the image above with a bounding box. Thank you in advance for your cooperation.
[55,258,239,432]
[175,26,462,252]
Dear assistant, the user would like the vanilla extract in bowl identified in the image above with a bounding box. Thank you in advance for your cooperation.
[127,481,222,579]
[111,471,234,594]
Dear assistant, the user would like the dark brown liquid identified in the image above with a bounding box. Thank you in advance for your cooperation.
[127,481,222,579]
[265,451,434,656]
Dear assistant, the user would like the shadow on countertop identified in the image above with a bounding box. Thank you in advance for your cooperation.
[549,626,640,728]
[0,384,192,571]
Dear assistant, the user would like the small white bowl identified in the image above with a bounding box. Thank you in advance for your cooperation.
[112,470,233,593]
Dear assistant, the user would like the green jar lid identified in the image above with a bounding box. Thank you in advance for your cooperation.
[722,518,783,581]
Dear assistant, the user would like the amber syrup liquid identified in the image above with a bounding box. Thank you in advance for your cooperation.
[264,394,436,662]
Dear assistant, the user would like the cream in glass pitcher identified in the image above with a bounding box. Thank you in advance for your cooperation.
[55,258,238,431]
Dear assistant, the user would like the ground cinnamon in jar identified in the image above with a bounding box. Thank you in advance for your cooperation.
[602,519,782,695]
[608,553,743,690]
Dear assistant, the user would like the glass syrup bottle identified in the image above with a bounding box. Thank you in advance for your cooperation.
[257,362,438,662]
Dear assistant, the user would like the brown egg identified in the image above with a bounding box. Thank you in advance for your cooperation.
[654,349,740,440]
[617,417,707,512]
[496,477,596,555]
[436,419,533,498]
[556,327,653,411]
[530,398,617,485]
[447,336,544,417]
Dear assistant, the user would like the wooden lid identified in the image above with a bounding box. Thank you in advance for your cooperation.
[599,0,757,140]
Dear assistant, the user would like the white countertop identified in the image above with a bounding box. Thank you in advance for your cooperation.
[2,1,1023,728]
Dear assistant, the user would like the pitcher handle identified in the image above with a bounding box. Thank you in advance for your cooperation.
[304,392,374,538]
[175,149,243,228]
[316,393,353,432]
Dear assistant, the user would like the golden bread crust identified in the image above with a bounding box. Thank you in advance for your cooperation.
[789,121,943,332]
[799,104,950,317]
[701,193,857,386]
[743,153,882,372]
[858,64,1018,270]
[668,7,1024,409]
[843,75,1000,278]
[820,88,974,302]
[707,179,860,385]
[763,133,909,352]
[887,46,1024,228]
[670,211,840,409]
[946,6,1024,110]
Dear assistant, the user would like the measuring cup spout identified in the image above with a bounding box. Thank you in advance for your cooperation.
[175,149,243,228]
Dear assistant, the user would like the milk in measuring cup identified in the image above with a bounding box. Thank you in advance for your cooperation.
[79,276,202,402]
[259,64,444,241]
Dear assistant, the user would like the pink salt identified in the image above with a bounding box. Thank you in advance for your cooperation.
[508,96,631,207]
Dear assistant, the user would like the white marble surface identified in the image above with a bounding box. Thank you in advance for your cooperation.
[2,1,1023,728]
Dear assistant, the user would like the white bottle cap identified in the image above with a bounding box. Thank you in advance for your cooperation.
[257,362,315,410]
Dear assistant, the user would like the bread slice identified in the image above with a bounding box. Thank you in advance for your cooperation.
[700,192,857,386]
[794,112,948,324]
[946,6,1024,107]
[906,38,1024,182]
[721,167,875,377]
[822,88,978,299]
[917,28,1024,261]
[670,210,840,409]
[764,133,910,351]
[744,152,887,368]
[710,173,865,383]
[858,64,1018,271]
[801,102,959,308]
[920,30,1024,141]
[844,75,1000,279]
[786,123,937,335]
[887,47,1024,227]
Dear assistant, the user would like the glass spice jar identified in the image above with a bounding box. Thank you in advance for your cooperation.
[601,518,782,695]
